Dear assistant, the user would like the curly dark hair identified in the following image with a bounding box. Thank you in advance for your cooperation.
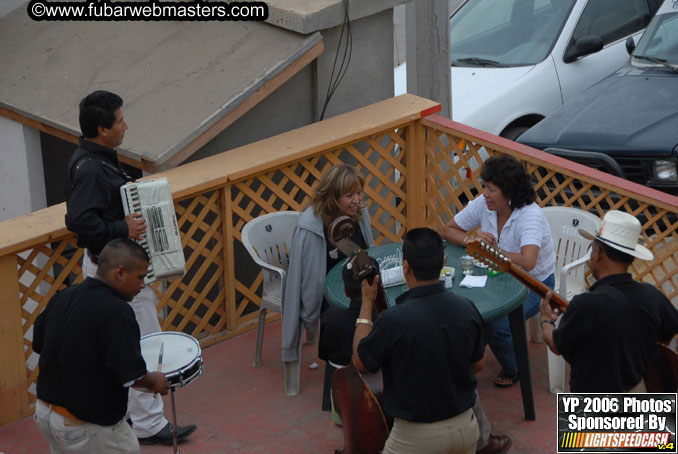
[480,155,536,209]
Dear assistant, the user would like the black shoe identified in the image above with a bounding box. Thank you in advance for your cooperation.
[138,422,197,445]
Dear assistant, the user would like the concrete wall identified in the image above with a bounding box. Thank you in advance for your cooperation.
[0,116,46,221]
[315,8,394,121]
[189,8,396,160]
[186,65,316,163]
[40,133,78,207]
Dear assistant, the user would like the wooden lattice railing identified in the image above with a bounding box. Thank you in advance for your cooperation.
[1,95,676,426]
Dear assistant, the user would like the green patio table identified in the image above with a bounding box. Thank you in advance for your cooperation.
[324,241,536,421]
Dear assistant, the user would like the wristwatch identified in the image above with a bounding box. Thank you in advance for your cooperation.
[355,318,373,327]
[540,319,556,327]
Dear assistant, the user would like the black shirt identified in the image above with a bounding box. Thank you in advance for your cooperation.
[554,273,678,393]
[64,138,132,256]
[357,283,484,423]
[33,278,148,425]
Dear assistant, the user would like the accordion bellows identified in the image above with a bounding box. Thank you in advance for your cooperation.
[120,178,186,283]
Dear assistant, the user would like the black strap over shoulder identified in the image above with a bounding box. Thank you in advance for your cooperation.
[68,155,133,192]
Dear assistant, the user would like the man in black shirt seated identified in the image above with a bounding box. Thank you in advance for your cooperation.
[33,239,170,454]
[353,228,485,454]
[319,260,376,418]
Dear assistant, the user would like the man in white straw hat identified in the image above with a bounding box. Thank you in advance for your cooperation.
[539,210,678,393]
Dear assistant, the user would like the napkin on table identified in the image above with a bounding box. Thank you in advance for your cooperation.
[459,275,487,288]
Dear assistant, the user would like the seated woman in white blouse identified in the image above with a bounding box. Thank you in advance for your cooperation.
[442,155,556,388]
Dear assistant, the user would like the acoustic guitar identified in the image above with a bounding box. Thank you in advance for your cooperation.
[328,216,391,454]
[329,216,388,313]
[465,239,569,312]
[466,239,678,392]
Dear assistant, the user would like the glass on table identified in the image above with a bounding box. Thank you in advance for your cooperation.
[460,255,474,275]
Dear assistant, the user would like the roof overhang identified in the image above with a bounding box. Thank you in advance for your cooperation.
[0,3,323,171]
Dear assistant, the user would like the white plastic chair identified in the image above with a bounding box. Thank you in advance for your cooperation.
[241,211,301,395]
[542,206,602,394]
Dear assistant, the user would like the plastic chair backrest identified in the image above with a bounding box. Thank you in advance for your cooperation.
[542,207,601,298]
[242,211,300,295]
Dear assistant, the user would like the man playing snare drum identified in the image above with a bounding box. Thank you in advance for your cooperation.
[33,239,170,454]
[64,90,196,444]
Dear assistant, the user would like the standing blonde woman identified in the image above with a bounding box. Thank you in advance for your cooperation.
[282,164,375,394]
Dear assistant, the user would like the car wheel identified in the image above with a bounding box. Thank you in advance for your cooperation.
[500,125,530,141]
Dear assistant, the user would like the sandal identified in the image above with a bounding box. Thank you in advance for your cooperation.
[494,370,519,388]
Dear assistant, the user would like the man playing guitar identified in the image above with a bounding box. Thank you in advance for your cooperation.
[540,210,678,393]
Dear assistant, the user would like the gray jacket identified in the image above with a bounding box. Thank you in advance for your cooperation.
[282,206,374,362]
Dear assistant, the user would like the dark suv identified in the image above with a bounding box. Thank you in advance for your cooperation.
[518,0,678,195]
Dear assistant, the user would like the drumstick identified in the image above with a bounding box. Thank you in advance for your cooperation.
[153,342,164,398]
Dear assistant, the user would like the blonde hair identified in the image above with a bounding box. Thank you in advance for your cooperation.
[310,164,365,226]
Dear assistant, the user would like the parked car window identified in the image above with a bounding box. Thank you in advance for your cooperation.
[633,9,678,63]
[572,0,651,46]
[450,0,576,66]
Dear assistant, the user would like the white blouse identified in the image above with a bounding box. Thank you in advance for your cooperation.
[454,195,556,281]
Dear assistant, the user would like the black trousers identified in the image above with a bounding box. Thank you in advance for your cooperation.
[322,361,337,411]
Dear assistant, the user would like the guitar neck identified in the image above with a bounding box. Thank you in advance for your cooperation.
[466,239,569,313]
[334,238,388,314]
[507,262,569,312]
[374,287,388,315]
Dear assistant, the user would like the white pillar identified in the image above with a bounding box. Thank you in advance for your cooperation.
[0,116,46,221]
[0,116,47,391]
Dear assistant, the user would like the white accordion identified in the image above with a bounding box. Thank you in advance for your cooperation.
[120,178,186,284]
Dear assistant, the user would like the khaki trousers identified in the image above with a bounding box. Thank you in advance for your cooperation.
[383,408,478,454]
[34,400,139,454]
[627,379,647,393]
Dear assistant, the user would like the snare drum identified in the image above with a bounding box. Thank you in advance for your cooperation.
[140,332,203,389]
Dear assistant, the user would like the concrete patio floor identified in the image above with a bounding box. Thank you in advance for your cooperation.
[0,319,561,453]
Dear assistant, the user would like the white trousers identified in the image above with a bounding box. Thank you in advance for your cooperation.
[473,393,491,449]
[82,252,168,438]
[34,400,139,454]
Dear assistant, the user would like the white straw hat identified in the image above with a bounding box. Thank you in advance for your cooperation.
[579,210,653,261]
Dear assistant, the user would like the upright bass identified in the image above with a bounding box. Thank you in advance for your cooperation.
[327,216,391,454]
